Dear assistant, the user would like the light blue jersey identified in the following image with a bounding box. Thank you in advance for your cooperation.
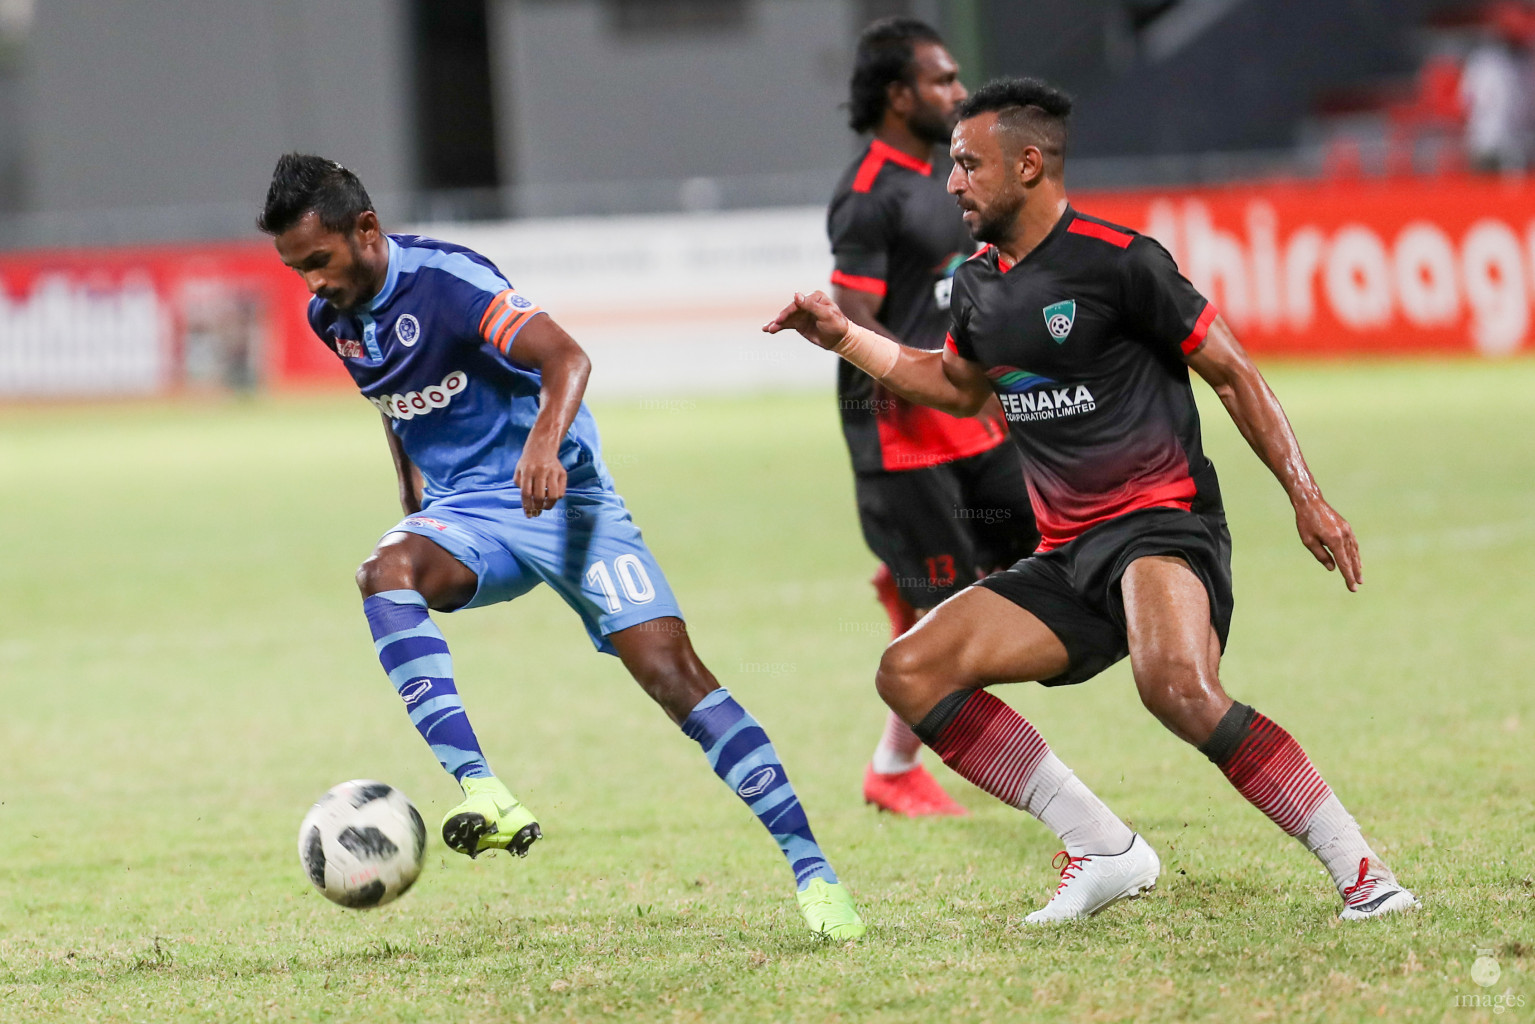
[306,233,681,651]
[308,233,610,502]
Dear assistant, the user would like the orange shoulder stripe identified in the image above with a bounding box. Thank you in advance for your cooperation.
[491,308,538,353]
[478,289,515,335]
[479,289,544,353]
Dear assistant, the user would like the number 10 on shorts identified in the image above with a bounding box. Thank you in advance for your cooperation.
[585,555,657,612]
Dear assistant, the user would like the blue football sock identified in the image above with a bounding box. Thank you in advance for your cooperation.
[363,589,491,783]
[681,688,837,890]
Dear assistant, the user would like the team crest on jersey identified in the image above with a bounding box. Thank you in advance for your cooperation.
[335,337,363,359]
[1043,300,1076,342]
[395,313,421,347]
[509,293,534,310]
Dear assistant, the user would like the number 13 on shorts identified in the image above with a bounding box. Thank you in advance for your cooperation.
[585,554,658,613]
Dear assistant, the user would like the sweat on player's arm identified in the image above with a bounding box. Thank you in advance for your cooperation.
[762,289,992,417]
[1184,314,1363,591]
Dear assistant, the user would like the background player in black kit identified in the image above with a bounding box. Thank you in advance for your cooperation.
[769,78,1418,923]
[830,18,1038,818]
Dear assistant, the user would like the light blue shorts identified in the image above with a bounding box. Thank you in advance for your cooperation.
[387,486,683,655]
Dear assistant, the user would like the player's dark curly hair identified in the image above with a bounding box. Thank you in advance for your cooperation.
[257,153,374,236]
[956,77,1074,167]
[846,16,944,134]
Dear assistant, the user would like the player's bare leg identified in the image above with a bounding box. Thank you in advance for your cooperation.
[864,566,967,817]
[876,589,1158,922]
[1121,555,1417,919]
[356,532,542,859]
[608,616,720,724]
[875,587,1067,723]
[610,618,865,940]
[1118,555,1232,745]
[357,531,478,610]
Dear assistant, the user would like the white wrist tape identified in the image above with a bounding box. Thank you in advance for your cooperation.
[831,322,901,380]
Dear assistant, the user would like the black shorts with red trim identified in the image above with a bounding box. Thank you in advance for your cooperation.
[976,506,1233,687]
[856,444,1040,608]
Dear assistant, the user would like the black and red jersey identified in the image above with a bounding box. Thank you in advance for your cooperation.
[946,206,1223,551]
[828,138,1007,473]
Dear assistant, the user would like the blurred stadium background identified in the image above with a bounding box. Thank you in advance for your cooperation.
[3,3,1534,1020]
[2,0,1535,397]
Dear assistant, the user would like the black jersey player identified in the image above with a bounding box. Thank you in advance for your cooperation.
[768,78,1417,922]
[830,18,1038,818]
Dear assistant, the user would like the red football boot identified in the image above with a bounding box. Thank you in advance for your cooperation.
[863,764,969,817]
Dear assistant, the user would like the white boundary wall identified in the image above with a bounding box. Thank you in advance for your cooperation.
[423,207,839,398]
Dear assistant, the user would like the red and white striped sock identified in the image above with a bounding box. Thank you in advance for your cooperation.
[921,689,1131,854]
[1216,711,1332,834]
[1203,703,1380,893]
[870,567,925,774]
[927,689,1048,803]
[871,710,925,775]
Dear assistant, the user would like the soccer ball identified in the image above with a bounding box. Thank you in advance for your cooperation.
[298,779,426,909]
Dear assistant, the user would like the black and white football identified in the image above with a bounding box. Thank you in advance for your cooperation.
[298,780,426,909]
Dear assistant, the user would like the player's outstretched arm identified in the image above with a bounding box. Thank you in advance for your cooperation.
[504,314,592,518]
[381,413,423,515]
[834,285,1011,431]
[1187,315,1362,591]
[763,290,992,416]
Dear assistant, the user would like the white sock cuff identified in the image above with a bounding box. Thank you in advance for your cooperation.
[1026,756,1134,857]
[1301,793,1360,849]
[870,744,921,775]
[1301,793,1381,893]
[1019,751,1072,816]
[871,711,924,774]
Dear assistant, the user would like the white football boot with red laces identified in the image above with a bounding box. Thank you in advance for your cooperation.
[1338,857,1419,920]
[1024,834,1161,924]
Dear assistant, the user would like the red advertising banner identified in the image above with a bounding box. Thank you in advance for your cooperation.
[1074,174,1535,357]
[0,240,341,396]
[4,175,1531,400]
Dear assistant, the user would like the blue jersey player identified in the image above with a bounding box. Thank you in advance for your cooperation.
[258,154,863,939]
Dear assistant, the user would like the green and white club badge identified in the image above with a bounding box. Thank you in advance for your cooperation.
[1043,300,1076,342]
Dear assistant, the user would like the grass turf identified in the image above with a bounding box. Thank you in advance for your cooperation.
[0,359,1531,1022]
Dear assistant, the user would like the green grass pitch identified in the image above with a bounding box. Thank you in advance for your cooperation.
[1,359,1531,1022]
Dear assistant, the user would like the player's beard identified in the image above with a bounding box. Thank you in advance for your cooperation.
[967,189,1026,247]
[327,235,377,312]
[908,102,957,148]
